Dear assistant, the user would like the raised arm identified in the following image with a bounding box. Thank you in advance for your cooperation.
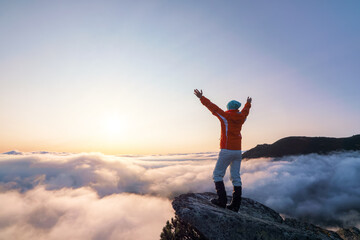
[240,97,252,119]
[194,89,226,116]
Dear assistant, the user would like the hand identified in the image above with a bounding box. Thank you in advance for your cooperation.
[194,89,203,99]
[247,97,252,104]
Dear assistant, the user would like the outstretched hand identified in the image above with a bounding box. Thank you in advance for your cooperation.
[247,97,252,104]
[194,89,203,99]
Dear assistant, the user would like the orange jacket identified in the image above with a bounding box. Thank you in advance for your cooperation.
[200,96,251,150]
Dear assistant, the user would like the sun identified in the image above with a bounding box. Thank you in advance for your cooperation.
[102,113,124,137]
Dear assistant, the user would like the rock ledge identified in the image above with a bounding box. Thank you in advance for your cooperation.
[171,192,359,240]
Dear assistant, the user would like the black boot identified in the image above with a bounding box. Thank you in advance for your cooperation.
[210,181,227,208]
[227,186,242,212]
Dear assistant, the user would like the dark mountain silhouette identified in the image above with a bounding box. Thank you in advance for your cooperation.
[242,134,360,159]
[2,150,23,155]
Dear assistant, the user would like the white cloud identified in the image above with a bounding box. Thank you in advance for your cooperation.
[0,152,217,197]
[0,186,173,240]
[0,150,359,238]
[241,151,360,228]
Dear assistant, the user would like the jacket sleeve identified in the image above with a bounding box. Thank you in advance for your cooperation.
[200,96,226,117]
[240,102,251,123]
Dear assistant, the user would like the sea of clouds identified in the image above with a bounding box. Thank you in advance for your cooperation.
[0,150,359,239]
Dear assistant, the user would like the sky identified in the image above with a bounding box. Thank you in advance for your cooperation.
[1,0,360,154]
[0,151,359,239]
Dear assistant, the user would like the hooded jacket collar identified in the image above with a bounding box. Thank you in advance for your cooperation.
[225,109,239,113]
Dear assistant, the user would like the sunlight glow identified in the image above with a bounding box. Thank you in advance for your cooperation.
[102,113,124,138]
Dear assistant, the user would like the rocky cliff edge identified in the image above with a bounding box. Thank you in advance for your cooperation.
[169,192,360,240]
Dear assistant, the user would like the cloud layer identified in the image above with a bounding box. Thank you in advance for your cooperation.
[0,152,217,197]
[0,186,172,240]
[0,150,359,239]
[241,152,360,228]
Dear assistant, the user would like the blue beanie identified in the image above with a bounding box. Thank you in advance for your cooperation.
[227,100,241,110]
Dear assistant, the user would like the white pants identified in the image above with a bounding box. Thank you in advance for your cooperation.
[213,149,242,186]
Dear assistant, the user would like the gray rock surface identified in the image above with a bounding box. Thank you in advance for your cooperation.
[336,227,360,240]
[172,192,360,240]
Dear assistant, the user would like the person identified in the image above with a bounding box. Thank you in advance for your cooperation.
[194,89,252,212]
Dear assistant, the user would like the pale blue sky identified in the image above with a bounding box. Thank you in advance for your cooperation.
[1,0,359,154]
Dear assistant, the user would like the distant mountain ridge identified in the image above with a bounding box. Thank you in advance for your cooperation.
[2,150,23,155]
[242,135,360,159]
